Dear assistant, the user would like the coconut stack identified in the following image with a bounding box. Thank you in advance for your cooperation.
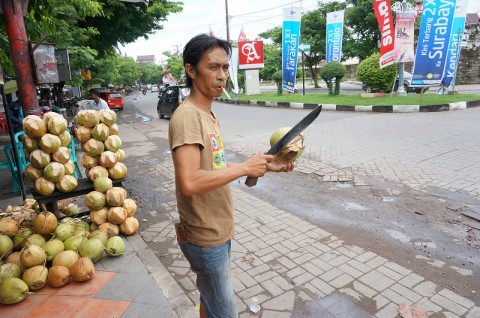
[22,114,78,196]
[75,109,127,182]
[87,187,139,237]
[0,210,126,305]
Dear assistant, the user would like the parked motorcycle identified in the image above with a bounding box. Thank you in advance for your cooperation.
[142,87,147,95]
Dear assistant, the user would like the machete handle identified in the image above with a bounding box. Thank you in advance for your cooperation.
[245,177,258,187]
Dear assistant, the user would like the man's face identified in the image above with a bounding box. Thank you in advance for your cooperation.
[187,47,229,98]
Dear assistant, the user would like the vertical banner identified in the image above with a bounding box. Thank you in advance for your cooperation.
[282,7,302,92]
[373,0,395,68]
[411,0,457,86]
[229,48,240,94]
[441,0,468,88]
[326,10,345,63]
[393,12,415,62]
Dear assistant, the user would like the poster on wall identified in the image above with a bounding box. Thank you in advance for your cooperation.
[282,7,302,92]
[30,42,59,84]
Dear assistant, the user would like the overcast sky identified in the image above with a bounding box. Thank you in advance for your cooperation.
[120,0,480,64]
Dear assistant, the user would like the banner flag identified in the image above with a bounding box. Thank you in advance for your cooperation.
[441,0,468,88]
[393,12,415,62]
[374,0,395,68]
[229,48,240,94]
[238,25,247,42]
[411,0,457,86]
[282,7,302,92]
[326,10,345,63]
[209,25,215,37]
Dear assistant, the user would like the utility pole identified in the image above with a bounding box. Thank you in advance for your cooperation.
[225,0,230,42]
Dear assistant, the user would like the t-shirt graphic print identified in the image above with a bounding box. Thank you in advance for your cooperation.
[210,133,226,170]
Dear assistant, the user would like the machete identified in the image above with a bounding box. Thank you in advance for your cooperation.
[245,105,322,187]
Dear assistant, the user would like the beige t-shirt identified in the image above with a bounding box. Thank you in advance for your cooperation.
[168,100,234,247]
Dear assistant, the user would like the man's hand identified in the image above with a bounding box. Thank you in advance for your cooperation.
[267,157,294,173]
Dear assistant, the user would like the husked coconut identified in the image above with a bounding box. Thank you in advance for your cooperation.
[93,176,113,193]
[24,165,43,181]
[92,123,110,141]
[43,162,66,183]
[34,177,56,196]
[120,217,139,236]
[114,149,125,162]
[52,147,70,164]
[58,130,72,147]
[81,153,99,169]
[104,135,122,152]
[108,123,119,135]
[22,115,47,138]
[88,230,108,246]
[77,109,99,128]
[90,208,109,225]
[105,236,125,256]
[75,126,92,143]
[99,222,120,238]
[32,211,57,235]
[122,198,138,217]
[52,250,79,268]
[63,203,80,216]
[0,217,19,238]
[63,160,76,175]
[82,138,105,157]
[30,149,51,169]
[108,162,127,180]
[20,244,46,268]
[105,187,127,207]
[22,135,39,152]
[56,175,78,193]
[0,235,13,258]
[99,151,117,168]
[99,109,117,126]
[39,133,62,154]
[270,127,305,163]
[42,239,65,262]
[45,114,68,135]
[12,228,33,251]
[85,191,106,210]
[107,207,127,225]
[87,166,109,181]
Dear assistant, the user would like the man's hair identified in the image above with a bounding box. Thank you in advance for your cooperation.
[183,34,231,89]
[89,88,99,96]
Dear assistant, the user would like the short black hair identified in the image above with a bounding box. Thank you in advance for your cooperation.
[89,88,99,96]
[183,34,231,89]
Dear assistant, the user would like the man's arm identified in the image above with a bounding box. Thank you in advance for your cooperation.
[173,144,275,196]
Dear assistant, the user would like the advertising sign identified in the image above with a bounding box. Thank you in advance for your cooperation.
[374,0,395,68]
[238,41,264,69]
[393,12,415,62]
[326,10,345,63]
[30,42,59,84]
[411,0,457,86]
[282,7,302,92]
[441,0,468,88]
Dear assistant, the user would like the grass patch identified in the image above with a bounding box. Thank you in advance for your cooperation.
[229,92,480,106]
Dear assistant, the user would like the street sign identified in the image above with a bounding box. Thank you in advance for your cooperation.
[299,43,311,54]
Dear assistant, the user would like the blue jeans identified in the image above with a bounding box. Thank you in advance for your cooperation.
[178,240,238,318]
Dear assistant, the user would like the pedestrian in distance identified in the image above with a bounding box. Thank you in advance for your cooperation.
[88,88,109,111]
[168,33,294,318]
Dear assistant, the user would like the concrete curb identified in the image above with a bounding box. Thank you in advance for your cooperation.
[214,98,480,113]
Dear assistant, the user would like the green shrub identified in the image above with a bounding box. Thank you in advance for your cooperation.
[356,53,396,93]
[318,61,346,95]
[272,70,283,96]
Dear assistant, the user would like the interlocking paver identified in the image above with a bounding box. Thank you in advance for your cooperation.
[431,293,469,316]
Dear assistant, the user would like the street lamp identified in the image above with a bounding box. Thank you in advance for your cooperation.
[391,0,418,96]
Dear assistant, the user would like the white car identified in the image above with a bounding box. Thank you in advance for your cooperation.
[151,85,158,92]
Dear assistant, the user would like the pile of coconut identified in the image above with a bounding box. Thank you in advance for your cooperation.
[22,113,78,196]
[0,211,125,305]
[75,109,127,181]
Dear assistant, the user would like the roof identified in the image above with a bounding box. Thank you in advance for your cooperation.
[136,55,155,62]
[466,13,480,25]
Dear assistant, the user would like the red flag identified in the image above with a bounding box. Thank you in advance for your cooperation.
[373,0,395,68]
[209,25,215,37]
[238,25,246,42]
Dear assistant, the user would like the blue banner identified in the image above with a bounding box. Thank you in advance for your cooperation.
[441,0,468,88]
[326,10,344,63]
[411,0,457,86]
[282,7,302,92]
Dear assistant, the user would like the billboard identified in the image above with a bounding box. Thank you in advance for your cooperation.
[238,41,264,69]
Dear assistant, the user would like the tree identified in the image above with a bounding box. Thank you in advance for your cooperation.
[259,43,281,82]
[318,61,346,95]
[162,51,183,81]
[356,53,396,93]
[138,62,163,85]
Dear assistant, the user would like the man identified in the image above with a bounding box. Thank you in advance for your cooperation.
[168,34,294,318]
[89,89,109,111]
